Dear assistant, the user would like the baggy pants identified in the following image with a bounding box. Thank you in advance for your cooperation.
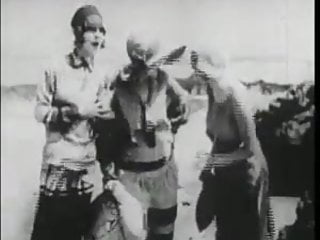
[197,160,270,240]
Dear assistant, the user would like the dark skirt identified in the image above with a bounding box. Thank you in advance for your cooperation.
[196,160,271,240]
[30,165,94,240]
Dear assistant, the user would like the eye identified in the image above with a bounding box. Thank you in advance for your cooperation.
[99,27,106,35]
[84,26,97,32]
[83,26,106,35]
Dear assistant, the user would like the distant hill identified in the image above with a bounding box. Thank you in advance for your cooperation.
[176,75,294,95]
[176,73,206,94]
[241,79,292,94]
[1,84,37,101]
[0,79,296,102]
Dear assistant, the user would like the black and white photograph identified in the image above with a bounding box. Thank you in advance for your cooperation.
[1,0,314,239]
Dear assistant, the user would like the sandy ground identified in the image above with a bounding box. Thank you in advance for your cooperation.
[1,102,299,240]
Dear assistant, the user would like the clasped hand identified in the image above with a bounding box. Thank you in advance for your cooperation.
[80,101,114,120]
[62,99,114,121]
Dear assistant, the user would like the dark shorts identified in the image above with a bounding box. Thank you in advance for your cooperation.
[119,159,178,210]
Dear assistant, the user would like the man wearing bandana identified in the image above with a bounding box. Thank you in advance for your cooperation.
[99,35,189,240]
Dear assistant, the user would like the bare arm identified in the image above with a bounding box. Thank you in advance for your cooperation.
[230,90,255,158]
[165,71,190,133]
[167,76,189,102]
[166,71,189,111]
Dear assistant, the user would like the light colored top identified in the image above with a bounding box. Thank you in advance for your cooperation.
[35,53,109,171]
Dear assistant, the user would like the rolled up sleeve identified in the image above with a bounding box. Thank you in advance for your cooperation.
[34,70,59,124]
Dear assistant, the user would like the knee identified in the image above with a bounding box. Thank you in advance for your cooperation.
[150,223,175,235]
[147,205,178,240]
[148,205,178,228]
[147,205,177,237]
[147,223,175,240]
[147,231,174,240]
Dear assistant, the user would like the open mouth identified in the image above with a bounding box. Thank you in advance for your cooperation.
[92,42,100,47]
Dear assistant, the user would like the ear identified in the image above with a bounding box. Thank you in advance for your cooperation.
[73,27,83,44]
[100,39,106,49]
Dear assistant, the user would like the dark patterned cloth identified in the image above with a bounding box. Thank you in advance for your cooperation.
[31,164,95,240]
[40,164,94,197]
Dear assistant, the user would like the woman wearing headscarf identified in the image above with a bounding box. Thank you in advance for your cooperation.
[30,5,114,240]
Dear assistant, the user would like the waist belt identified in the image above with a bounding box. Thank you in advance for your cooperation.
[119,157,167,172]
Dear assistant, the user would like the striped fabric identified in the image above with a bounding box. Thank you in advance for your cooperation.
[40,164,94,197]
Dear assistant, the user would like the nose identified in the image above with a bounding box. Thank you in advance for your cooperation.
[94,32,104,43]
[94,29,102,37]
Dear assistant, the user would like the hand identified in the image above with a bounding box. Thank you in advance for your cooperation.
[40,169,47,187]
[102,163,117,183]
[145,120,156,132]
[246,156,262,186]
[155,119,170,131]
[78,101,100,119]
[119,66,131,81]
[104,180,127,200]
[78,101,114,120]
[173,103,188,122]
[170,103,188,133]
[60,105,79,122]
[95,100,115,120]
[96,105,115,120]
[104,179,120,191]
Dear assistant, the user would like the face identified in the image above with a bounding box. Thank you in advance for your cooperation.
[79,26,106,58]
[191,50,227,81]
[127,37,156,67]
[128,46,149,68]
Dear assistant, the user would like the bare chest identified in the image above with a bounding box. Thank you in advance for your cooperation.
[206,100,241,143]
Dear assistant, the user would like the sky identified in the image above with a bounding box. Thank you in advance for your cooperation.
[1,0,314,85]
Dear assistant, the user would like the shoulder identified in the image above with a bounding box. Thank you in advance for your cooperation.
[155,67,168,78]
[222,77,247,104]
[221,79,253,116]
[37,55,62,85]
[41,54,70,75]
[156,68,172,85]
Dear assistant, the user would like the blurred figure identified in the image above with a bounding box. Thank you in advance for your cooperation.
[192,48,271,240]
[96,34,189,240]
[30,5,114,240]
[85,178,146,240]
[277,190,314,240]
